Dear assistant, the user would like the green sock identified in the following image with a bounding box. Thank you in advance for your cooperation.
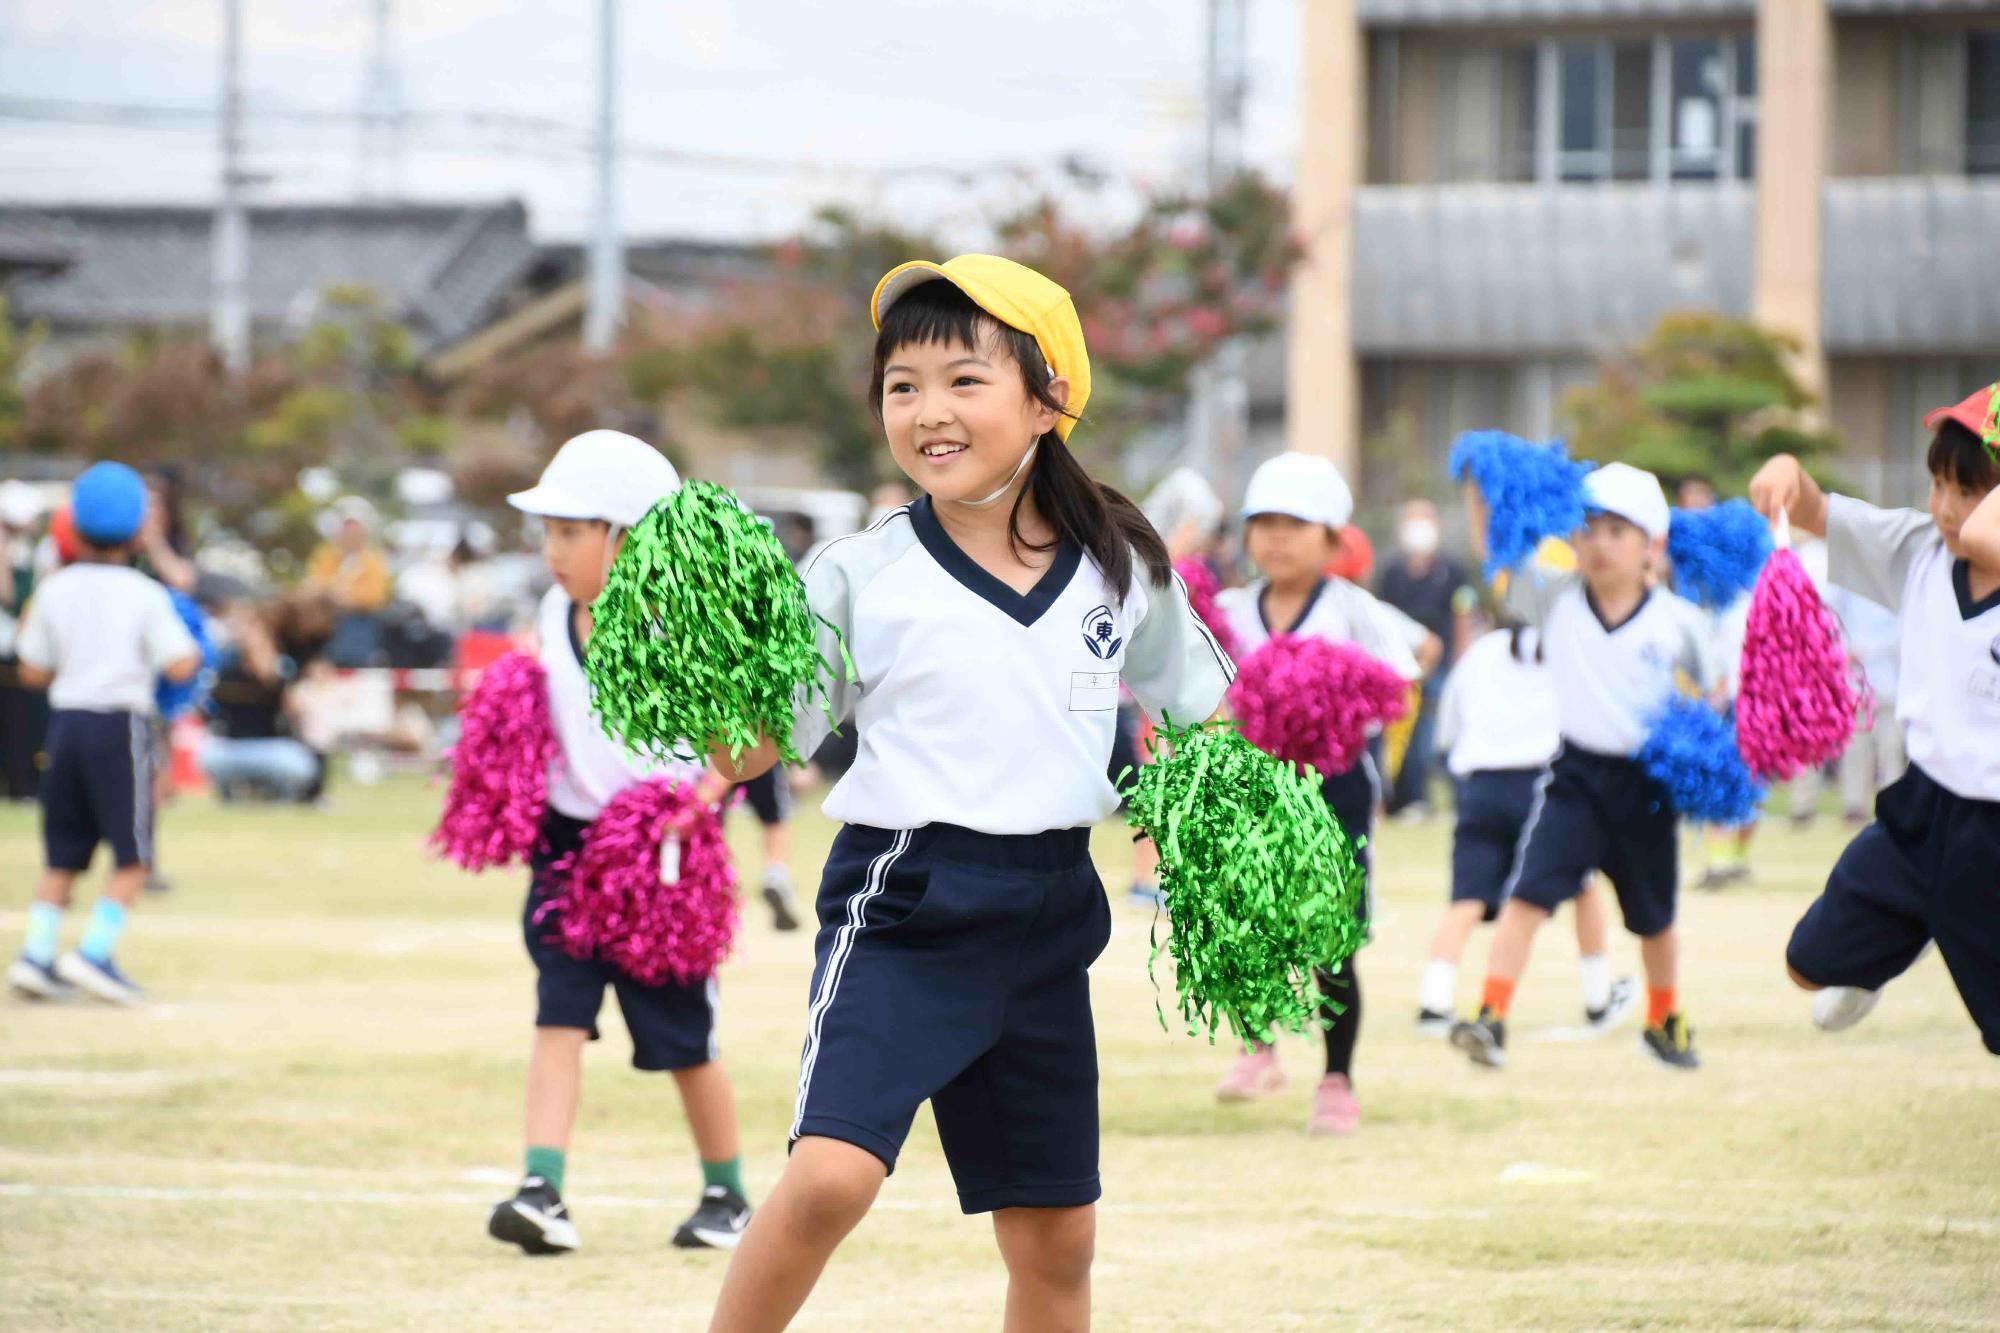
[701,1155,746,1199]
[524,1145,566,1193]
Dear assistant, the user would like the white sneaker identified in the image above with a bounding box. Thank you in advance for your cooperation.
[1585,976,1640,1033]
[8,956,77,1001]
[54,952,146,1006]
[1812,986,1880,1033]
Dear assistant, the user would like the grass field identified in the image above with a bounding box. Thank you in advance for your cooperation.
[2,776,1997,1331]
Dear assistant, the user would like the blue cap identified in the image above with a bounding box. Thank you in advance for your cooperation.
[71,462,149,546]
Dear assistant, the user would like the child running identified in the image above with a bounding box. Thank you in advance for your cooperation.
[7,462,200,1005]
[1418,613,1636,1034]
[1210,451,1440,1135]
[487,430,754,1256]
[703,256,1233,1331]
[1751,384,2000,1052]
[1450,463,1720,1071]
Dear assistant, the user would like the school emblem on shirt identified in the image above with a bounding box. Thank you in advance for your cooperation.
[1081,604,1122,660]
[1990,633,2000,668]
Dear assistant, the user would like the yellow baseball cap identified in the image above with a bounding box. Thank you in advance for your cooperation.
[870,254,1092,441]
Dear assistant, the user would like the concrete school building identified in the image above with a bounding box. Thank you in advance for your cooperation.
[1288,0,2000,508]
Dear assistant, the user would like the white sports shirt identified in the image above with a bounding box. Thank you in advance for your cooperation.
[538,587,703,822]
[15,563,198,714]
[1825,494,2000,802]
[1214,577,1428,680]
[790,500,1235,834]
[1434,627,1560,778]
[1507,570,1719,756]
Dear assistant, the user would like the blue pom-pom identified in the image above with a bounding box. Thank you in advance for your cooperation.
[154,590,217,721]
[1637,696,1765,826]
[1449,431,1594,578]
[1668,500,1772,610]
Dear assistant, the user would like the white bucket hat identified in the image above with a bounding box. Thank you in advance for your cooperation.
[1241,451,1354,530]
[508,430,681,528]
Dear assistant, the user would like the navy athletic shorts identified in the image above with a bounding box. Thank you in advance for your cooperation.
[734,768,790,827]
[40,708,154,872]
[523,810,719,1071]
[790,821,1112,1214]
[1450,768,1543,922]
[1505,745,1678,936]
[1787,763,2000,1056]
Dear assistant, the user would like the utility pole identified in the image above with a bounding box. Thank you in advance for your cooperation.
[211,0,250,373]
[582,0,623,353]
[357,0,406,200]
[1188,0,1251,500]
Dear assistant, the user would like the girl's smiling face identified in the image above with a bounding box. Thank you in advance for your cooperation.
[879,329,1067,509]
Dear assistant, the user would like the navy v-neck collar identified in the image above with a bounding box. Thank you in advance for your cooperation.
[909,495,1082,628]
[1953,559,2000,622]
[1585,585,1650,633]
[566,597,588,667]
[1258,577,1329,637]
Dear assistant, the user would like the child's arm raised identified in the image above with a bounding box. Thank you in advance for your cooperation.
[1747,454,1830,536]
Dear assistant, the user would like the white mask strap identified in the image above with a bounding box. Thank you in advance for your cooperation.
[959,443,1038,510]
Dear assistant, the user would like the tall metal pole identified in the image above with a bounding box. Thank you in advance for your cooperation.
[211,0,250,373]
[582,0,623,353]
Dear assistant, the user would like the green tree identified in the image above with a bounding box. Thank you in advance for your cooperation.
[1559,313,1842,494]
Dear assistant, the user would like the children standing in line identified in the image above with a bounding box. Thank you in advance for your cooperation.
[1450,463,1720,1071]
[1751,385,2000,1052]
[1209,451,1441,1136]
[7,463,200,1006]
[1418,617,1636,1034]
[487,430,755,1256]
[703,257,1233,1332]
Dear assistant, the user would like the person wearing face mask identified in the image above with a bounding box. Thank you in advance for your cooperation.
[1375,498,1474,819]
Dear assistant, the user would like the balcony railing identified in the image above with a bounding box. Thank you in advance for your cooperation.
[1357,0,1752,25]
[1821,177,2000,353]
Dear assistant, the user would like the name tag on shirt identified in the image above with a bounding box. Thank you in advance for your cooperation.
[1069,671,1119,712]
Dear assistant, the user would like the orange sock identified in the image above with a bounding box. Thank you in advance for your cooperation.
[1480,976,1516,1019]
[1647,987,1676,1027]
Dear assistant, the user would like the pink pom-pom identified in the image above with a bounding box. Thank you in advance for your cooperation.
[1737,548,1869,781]
[430,652,559,871]
[540,779,739,987]
[1227,635,1411,777]
[1175,556,1240,661]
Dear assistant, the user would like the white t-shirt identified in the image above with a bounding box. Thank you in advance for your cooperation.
[15,563,198,714]
[1825,494,2000,802]
[1507,569,1718,756]
[1434,627,1560,777]
[1214,576,1428,680]
[790,500,1235,834]
[537,587,703,821]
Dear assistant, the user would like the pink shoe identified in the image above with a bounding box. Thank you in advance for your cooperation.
[1306,1073,1360,1137]
[1215,1044,1286,1102]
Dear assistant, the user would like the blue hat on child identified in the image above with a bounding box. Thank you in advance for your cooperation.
[71,461,149,546]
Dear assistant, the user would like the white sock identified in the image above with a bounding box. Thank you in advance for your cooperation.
[1419,959,1457,1015]
[1579,953,1611,1012]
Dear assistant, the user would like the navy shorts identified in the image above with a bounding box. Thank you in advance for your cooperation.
[523,811,719,1071]
[791,822,1113,1214]
[734,768,790,827]
[1787,764,2000,1056]
[40,709,154,872]
[1451,769,1543,922]
[1505,746,1678,937]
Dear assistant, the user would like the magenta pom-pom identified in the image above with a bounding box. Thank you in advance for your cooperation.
[1228,636,1410,777]
[541,779,738,987]
[1737,548,1868,781]
[431,652,559,872]
[1175,556,1240,661]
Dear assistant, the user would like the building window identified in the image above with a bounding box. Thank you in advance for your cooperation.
[1970,33,2000,175]
[1439,43,1538,182]
[1542,32,1752,184]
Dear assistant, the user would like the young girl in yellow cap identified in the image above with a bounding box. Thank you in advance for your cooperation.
[704,256,1234,1331]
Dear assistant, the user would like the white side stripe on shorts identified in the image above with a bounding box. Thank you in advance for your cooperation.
[129,714,154,867]
[790,828,911,1139]
[1498,746,1560,905]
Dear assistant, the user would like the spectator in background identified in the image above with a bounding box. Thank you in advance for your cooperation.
[200,599,323,804]
[1,481,51,801]
[1375,498,1474,818]
[138,467,198,595]
[307,496,393,667]
[776,514,816,566]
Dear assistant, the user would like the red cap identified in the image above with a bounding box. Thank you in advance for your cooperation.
[1924,382,2000,445]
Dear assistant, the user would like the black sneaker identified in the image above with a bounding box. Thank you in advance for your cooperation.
[1585,976,1639,1033]
[487,1176,579,1255]
[1415,1007,1454,1037]
[1449,1008,1507,1068]
[1641,1012,1701,1070]
[673,1185,752,1250]
[761,870,801,933]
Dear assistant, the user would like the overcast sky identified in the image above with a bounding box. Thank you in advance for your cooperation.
[0,0,1304,245]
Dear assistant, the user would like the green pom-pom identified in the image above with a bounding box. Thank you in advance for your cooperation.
[1123,718,1369,1044]
[585,479,845,765]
